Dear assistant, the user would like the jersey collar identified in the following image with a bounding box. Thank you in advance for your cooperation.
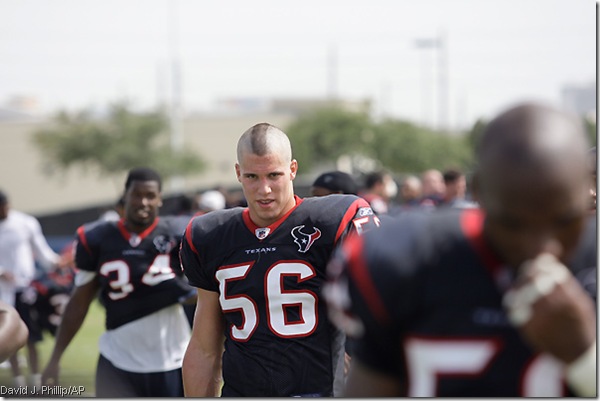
[460,209,513,292]
[117,217,160,246]
[243,195,303,240]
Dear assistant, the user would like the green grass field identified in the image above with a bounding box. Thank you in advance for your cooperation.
[0,300,104,397]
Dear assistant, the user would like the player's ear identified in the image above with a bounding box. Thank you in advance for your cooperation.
[235,163,242,182]
[290,159,298,180]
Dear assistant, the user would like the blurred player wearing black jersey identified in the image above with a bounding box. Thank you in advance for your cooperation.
[180,123,380,396]
[42,167,194,397]
[326,103,597,397]
[18,245,75,387]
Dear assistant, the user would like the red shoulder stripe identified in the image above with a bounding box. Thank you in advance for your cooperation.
[460,208,502,276]
[184,217,199,255]
[76,225,92,255]
[345,234,391,325]
[335,197,370,243]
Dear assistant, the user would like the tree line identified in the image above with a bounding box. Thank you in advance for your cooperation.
[32,102,596,181]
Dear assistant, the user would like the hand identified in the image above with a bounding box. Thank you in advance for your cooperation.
[344,352,351,376]
[0,271,15,283]
[503,253,596,364]
[55,254,74,270]
[41,360,60,386]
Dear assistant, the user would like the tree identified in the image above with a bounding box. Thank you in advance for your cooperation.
[32,102,205,180]
[372,118,474,173]
[285,107,374,172]
[286,106,474,176]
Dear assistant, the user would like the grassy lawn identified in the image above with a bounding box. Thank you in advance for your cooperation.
[0,300,104,397]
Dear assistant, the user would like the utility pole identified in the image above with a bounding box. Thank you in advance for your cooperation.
[327,44,338,101]
[414,32,449,132]
[168,0,184,191]
[437,30,449,133]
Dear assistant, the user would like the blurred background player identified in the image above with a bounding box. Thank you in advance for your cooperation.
[17,242,76,384]
[98,196,126,222]
[0,189,68,388]
[360,170,397,215]
[326,102,597,397]
[194,189,227,216]
[388,175,423,216]
[42,167,195,397]
[439,167,478,209]
[310,170,358,196]
[418,168,445,209]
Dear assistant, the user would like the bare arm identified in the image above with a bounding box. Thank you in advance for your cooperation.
[182,288,225,397]
[28,217,60,269]
[0,301,28,362]
[344,358,402,397]
[42,276,100,385]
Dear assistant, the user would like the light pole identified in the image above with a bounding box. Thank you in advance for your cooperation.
[168,0,184,191]
[414,32,448,132]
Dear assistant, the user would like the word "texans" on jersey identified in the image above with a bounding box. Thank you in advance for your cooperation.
[245,247,277,255]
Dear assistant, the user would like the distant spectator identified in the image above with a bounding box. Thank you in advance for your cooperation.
[311,171,358,196]
[0,189,69,388]
[419,169,445,209]
[360,170,397,215]
[440,168,478,209]
[399,175,422,208]
[195,190,227,215]
[98,196,125,222]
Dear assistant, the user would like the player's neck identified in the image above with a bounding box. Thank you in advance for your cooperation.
[124,219,156,234]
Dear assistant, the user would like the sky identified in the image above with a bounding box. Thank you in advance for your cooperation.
[0,0,596,130]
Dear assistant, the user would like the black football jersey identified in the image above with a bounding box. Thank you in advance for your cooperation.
[20,267,75,336]
[74,216,195,330]
[180,195,380,397]
[326,208,597,397]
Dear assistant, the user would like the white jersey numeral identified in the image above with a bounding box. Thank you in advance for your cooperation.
[404,337,564,396]
[216,262,318,341]
[99,255,175,300]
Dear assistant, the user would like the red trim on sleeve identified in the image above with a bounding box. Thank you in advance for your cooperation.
[76,226,92,255]
[184,217,199,255]
[344,234,391,325]
[460,209,502,277]
[334,197,370,243]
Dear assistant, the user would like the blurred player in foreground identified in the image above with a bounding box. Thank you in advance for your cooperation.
[42,167,194,397]
[325,102,596,397]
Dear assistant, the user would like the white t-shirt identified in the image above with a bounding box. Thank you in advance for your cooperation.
[98,303,191,373]
[0,209,59,304]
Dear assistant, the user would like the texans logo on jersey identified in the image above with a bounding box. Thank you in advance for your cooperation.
[291,225,322,253]
[153,235,176,253]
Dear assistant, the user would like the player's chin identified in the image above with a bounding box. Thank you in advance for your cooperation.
[254,207,280,223]
[130,216,154,226]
